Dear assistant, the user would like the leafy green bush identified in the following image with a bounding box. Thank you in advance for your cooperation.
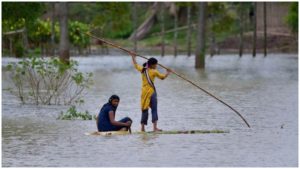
[33,48,41,55]
[69,21,90,48]
[30,19,59,44]
[286,2,298,33]
[4,57,93,105]
[57,105,93,120]
[30,19,90,48]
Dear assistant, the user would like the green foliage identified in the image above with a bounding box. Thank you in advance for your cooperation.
[69,3,98,24]
[4,57,93,105]
[29,19,90,47]
[175,2,194,7]
[30,19,59,43]
[208,3,236,34]
[33,48,42,55]
[69,21,90,47]
[2,2,45,31]
[2,19,26,32]
[286,2,298,33]
[57,106,93,120]
[92,2,133,38]
[70,2,133,39]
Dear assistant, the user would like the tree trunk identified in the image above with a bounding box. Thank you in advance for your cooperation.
[239,3,244,57]
[173,5,178,57]
[252,2,257,57]
[195,2,207,69]
[187,5,192,57]
[263,2,267,57]
[58,2,70,63]
[210,16,216,57]
[9,37,13,57]
[160,3,165,57]
[210,32,216,57]
[132,2,138,52]
[22,28,29,54]
[51,2,55,57]
[129,2,159,40]
[41,43,44,58]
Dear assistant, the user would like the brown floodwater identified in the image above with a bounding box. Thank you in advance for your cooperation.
[2,54,298,167]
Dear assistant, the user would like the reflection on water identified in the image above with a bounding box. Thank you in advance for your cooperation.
[2,54,298,167]
[139,133,159,144]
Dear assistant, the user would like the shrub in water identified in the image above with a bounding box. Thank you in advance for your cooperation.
[4,57,93,105]
[57,106,93,120]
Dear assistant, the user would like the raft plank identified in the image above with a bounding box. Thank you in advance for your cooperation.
[86,130,229,136]
[139,130,229,134]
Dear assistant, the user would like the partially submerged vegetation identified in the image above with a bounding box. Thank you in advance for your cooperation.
[4,57,93,105]
[58,105,94,120]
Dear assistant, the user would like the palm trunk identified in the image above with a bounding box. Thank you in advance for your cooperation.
[210,32,216,57]
[133,2,138,52]
[239,3,244,57]
[22,28,29,54]
[195,2,207,69]
[160,3,165,57]
[187,5,192,57]
[252,2,257,57]
[9,37,13,57]
[173,5,178,57]
[263,2,267,57]
[210,16,216,57]
[58,2,70,63]
[51,2,55,57]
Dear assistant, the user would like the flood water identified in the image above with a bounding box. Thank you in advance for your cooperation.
[2,54,298,167]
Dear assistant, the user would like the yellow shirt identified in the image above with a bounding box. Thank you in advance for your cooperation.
[134,63,166,110]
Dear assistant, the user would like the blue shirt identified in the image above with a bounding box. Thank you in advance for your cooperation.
[97,103,117,131]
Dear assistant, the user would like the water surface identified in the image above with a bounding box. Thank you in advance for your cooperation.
[2,54,298,167]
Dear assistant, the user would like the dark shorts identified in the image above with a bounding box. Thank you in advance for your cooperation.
[99,117,132,132]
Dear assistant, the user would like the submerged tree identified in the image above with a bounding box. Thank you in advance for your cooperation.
[173,4,178,57]
[238,2,244,57]
[160,2,166,57]
[263,2,267,57]
[195,2,207,69]
[58,2,70,63]
[132,2,138,52]
[50,2,56,56]
[252,2,257,57]
[186,4,192,57]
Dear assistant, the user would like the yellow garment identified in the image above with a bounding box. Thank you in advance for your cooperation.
[134,63,166,110]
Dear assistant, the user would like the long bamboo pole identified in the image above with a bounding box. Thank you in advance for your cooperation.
[85,32,251,128]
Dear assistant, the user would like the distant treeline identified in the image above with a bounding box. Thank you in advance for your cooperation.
[2,2,298,59]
